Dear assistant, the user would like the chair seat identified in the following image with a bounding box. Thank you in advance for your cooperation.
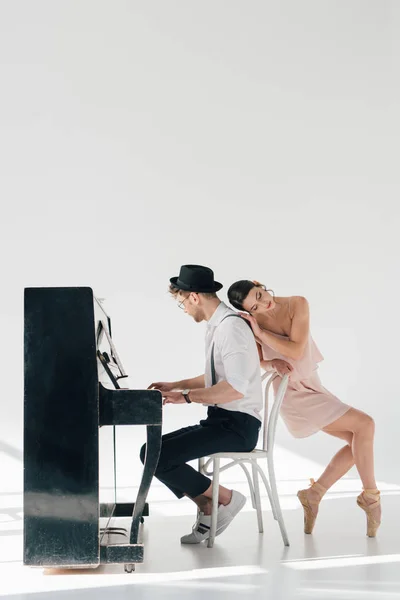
[206,449,268,459]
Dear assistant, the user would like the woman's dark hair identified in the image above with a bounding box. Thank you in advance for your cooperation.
[228,280,261,311]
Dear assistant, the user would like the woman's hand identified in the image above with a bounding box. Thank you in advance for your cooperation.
[271,359,293,377]
[239,312,263,338]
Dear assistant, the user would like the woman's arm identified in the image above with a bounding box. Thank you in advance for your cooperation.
[261,296,309,359]
[257,343,276,371]
[241,296,310,361]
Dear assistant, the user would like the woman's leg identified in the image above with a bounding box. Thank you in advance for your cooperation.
[298,407,380,531]
[320,408,381,526]
[322,408,377,490]
[316,430,355,490]
[301,430,354,514]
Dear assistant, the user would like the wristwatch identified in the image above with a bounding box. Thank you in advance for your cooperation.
[181,389,192,403]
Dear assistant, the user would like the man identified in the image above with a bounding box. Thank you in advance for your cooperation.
[141,264,263,544]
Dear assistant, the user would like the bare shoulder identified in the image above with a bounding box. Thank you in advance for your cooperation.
[289,296,309,318]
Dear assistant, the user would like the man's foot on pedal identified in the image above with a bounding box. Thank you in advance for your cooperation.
[180,512,213,544]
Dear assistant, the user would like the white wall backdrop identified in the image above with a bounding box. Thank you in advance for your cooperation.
[1,1,399,499]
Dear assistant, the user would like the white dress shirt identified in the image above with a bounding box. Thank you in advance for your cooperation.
[204,302,263,421]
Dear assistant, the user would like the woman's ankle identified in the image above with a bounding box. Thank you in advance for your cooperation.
[309,478,328,498]
[360,488,380,504]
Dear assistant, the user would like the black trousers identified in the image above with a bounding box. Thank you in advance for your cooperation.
[140,406,261,499]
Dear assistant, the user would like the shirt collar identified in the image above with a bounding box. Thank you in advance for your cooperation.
[206,301,233,329]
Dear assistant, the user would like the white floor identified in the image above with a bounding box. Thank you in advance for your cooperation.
[1,478,400,600]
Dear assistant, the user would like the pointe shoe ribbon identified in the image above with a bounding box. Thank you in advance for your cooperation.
[308,478,326,498]
[357,488,381,537]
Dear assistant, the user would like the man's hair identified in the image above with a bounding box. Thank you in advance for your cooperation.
[169,285,180,298]
[168,284,217,299]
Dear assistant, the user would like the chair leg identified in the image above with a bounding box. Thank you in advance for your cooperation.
[208,457,220,548]
[238,462,256,508]
[251,461,263,533]
[197,457,205,519]
[259,465,277,520]
[267,453,290,547]
[257,466,277,519]
[198,457,205,473]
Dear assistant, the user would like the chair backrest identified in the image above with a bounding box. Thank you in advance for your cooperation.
[260,372,289,452]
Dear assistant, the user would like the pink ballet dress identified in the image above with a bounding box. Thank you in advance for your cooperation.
[262,333,350,438]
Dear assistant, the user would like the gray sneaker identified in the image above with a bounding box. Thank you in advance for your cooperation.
[180,511,213,544]
[180,491,246,544]
[213,490,247,535]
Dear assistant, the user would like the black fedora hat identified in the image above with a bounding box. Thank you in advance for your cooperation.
[170,265,223,293]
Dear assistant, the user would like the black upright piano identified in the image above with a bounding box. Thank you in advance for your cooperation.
[23,287,162,572]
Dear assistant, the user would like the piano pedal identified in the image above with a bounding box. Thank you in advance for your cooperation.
[124,563,135,573]
[100,527,128,538]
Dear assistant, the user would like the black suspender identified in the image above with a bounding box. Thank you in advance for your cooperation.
[210,314,246,385]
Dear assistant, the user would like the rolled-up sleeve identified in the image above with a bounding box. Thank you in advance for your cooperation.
[218,322,253,396]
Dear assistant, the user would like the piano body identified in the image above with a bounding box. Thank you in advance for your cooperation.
[23,287,162,572]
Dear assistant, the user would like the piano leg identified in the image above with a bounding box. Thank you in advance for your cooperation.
[129,424,162,546]
[124,563,136,573]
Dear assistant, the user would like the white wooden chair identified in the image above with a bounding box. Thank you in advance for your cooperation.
[199,372,290,548]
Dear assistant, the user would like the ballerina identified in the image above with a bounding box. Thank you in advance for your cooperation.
[227,279,381,537]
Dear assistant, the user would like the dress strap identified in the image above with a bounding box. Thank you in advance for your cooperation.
[288,296,293,319]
